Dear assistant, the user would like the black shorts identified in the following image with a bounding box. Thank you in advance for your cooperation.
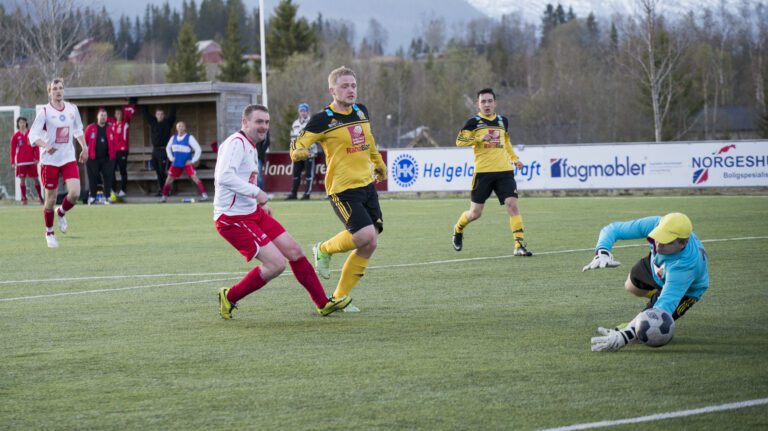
[329,183,383,234]
[471,170,518,204]
[631,254,698,320]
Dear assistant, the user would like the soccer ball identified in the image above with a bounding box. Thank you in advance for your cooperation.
[634,308,675,347]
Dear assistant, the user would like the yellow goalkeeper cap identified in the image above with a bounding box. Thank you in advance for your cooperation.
[648,212,692,244]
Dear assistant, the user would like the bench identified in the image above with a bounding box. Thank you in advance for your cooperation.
[120,146,217,195]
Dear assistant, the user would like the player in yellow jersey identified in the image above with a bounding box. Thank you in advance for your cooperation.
[452,88,532,256]
[290,66,387,311]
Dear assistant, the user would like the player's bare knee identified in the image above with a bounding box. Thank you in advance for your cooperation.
[467,210,481,221]
[282,242,304,262]
[624,279,646,297]
[262,259,286,279]
[354,228,378,253]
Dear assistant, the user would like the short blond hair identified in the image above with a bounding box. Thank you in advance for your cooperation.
[47,77,64,93]
[328,66,356,88]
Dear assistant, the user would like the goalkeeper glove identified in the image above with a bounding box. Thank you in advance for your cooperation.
[373,164,387,182]
[590,326,636,352]
[582,249,621,272]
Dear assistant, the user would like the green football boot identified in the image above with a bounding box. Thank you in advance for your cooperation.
[218,287,236,320]
[318,295,352,316]
[313,241,332,279]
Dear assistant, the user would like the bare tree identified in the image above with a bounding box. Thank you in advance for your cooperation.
[420,15,446,54]
[13,0,86,83]
[364,18,388,56]
[738,0,768,120]
[622,0,689,141]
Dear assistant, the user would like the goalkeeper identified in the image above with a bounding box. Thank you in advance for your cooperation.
[290,66,387,312]
[583,213,710,352]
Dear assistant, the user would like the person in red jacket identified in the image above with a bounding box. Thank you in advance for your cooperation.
[9,117,43,204]
[110,104,135,198]
[84,108,116,204]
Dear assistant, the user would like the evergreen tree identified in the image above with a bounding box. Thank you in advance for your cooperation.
[555,4,566,24]
[246,6,261,53]
[116,15,134,60]
[132,16,142,57]
[182,0,198,32]
[197,0,227,41]
[586,12,599,45]
[225,0,248,48]
[217,6,249,82]
[266,0,316,70]
[96,7,115,44]
[166,22,206,83]
[566,6,576,22]
[541,4,557,47]
[609,21,619,51]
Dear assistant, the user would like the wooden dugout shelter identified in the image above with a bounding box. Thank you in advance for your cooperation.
[65,82,262,195]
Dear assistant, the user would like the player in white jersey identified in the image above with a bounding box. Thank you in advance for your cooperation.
[213,104,351,319]
[28,78,88,248]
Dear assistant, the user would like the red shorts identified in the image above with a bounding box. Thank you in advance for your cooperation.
[215,207,286,261]
[168,165,196,178]
[40,162,80,190]
[15,164,39,178]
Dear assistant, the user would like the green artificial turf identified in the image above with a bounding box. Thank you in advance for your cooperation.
[1,196,766,430]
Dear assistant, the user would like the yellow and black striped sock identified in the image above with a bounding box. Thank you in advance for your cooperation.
[454,212,471,234]
[510,215,525,245]
[333,251,369,298]
[320,230,356,255]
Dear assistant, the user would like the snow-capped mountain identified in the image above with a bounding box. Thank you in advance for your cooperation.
[466,0,742,23]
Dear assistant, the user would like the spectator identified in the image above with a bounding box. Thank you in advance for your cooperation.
[255,131,270,191]
[110,103,135,199]
[84,108,116,205]
[141,104,177,195]
[10,116,43,205]
[287,103,318,200]
[160,121,208,202]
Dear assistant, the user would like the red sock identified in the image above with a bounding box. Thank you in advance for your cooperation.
[290,257,329,308]
[20,183,27,201]
[44,208,54,228]
[162,184,170,197]
[34,183,43,202]
[59,196,75,215]
[227,267,267,304]
[195,180,206,195]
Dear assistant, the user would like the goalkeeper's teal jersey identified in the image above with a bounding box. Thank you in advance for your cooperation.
[595,216,710,315]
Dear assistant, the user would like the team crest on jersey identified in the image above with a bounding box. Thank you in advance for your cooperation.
[55,127,70,144]
[348,125,366,145]
[328,120,341,129]
[487,129,501,146]
[59,114,66,121]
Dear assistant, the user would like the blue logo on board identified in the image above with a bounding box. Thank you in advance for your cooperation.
[392,154,418,188]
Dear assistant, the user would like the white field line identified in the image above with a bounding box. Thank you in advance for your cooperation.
[1,235,767,302]
[0,278,241,302]
[539,397,768,431]
[0,272,242,285]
